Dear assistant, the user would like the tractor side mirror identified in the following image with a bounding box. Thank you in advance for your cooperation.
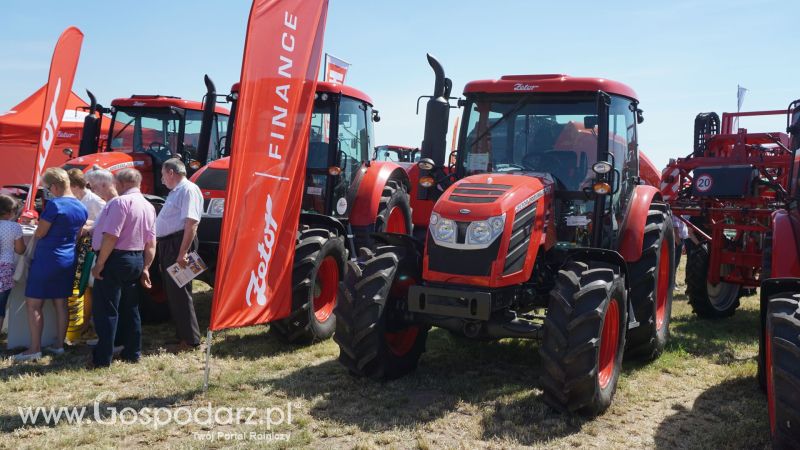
[372,109,381,123]
[63,148,74,158]
[583,116,598,129]
[636,108,645,124]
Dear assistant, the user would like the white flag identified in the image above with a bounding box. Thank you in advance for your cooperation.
[737,85,748,112]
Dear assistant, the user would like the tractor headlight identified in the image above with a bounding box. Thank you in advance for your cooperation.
[466,214,505,246]
[430,212,456,244]
[205,198,225,218]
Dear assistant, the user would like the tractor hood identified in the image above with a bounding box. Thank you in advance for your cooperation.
[433,172,554,220]
[63,151,143,173]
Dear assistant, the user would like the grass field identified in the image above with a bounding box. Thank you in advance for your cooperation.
[0,260,770,449]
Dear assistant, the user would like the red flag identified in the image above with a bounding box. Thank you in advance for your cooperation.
[24,27,84,211]
[324,53,350,84]
[209,0,329,331]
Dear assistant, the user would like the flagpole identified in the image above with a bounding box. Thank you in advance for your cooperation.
[203,329,213,392]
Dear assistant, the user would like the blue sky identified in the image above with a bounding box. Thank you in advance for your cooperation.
[1,0,797,168]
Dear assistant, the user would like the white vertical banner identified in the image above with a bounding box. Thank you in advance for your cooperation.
[735,85,748,131]
[324,53,350,84]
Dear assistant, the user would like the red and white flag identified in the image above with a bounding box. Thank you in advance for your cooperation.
[24,27,84,211]
[209,0,329,331]
[323,53,350,84]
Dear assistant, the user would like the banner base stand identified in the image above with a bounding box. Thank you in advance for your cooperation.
[203,329,213,392]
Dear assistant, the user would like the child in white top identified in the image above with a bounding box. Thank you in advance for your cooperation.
[0,194,26,330]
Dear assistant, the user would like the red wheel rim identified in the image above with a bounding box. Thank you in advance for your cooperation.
[598,298,620,389]
[655,241,671,330]
[767,322,776,437]
[312,256,338,322]
[385,207,407,234]
[385,326,419,356]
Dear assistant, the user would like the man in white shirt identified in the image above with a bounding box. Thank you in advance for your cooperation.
[155,158,203,349]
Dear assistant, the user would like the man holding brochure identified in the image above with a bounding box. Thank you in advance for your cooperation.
[90,168,156,368]
[155,158,204,350]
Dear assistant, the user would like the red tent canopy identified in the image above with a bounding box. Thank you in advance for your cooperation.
[0,85,109,186]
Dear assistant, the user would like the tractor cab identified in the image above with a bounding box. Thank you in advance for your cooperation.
[431,75,644,254]
[62,80,229,197]
[373,145,420,164]
[302,82,380,217]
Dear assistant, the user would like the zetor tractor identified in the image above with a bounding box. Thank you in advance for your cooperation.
[334,57,676,415]
[190,81,413,344]
[759,101,800,447]
[661,103,798,318]
[62,76,230,321]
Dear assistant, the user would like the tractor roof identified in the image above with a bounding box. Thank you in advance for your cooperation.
[464,75,638,101]
[111,95,230,114]
[316,81,373,106]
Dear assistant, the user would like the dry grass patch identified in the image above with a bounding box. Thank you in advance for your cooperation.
[0,263,771,448]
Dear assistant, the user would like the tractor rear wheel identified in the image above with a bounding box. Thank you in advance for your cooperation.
[625,208,675,360]
[540,261,627,416]
[765,291,800,448]
[334,244,428,380]
[269,228,345,344]
[354,179,412,251]
[686,242,741,318]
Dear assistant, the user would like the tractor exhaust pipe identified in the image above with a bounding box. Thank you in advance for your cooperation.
[420,53,451,168]
[196,74,217,168]
[78,89,102,156]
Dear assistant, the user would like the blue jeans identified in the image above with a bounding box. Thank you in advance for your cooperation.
[92,250,143,367]
[0,289,10,328]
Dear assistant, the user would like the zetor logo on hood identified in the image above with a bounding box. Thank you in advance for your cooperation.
[246,195,279,307]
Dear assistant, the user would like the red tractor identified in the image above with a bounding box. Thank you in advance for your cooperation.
[61,76,230,321]
[190,81,414,344]
[661,104,797,318]
[62,76,230,202]
[759,100,800,447]
[334,56,676,415]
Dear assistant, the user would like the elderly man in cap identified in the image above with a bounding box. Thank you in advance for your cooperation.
[155,158,203,351]
[90,168,156,368]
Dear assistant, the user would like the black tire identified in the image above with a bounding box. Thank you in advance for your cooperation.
[353,179,412,251]
[625,208,675,360]
[539,260,627,416]
[766,291,800,448]
[334,244,428,380]
[686,242,741,318]
[269,228,346,344]
[758,233,773,392]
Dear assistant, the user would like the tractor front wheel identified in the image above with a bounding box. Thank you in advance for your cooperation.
[269,228,345,344]
[354,179,412,252]
[765,291,800,448]
[334,245,428,380]
[540,260,627,416]
[625,208,675,360]
[686,242,741,318]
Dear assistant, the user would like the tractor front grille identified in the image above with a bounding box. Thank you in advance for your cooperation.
[427,233,501,277]
[504,202,537,275]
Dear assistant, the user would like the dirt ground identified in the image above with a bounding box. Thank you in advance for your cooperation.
[0,260,770,449]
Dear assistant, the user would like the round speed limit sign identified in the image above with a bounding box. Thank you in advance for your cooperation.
[695,174,713,192]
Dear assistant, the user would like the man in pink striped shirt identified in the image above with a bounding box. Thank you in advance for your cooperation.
[89,168,156,368]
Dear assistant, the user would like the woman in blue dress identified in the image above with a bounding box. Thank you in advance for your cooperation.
[15,168,87,361]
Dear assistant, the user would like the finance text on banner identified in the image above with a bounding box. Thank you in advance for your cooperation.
[24,27,84,212]
[209,0,329,331]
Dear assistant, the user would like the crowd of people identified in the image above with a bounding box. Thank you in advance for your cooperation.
[0,158,205,368]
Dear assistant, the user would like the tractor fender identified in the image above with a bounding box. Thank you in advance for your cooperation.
[372,232,424,256]
[638,151,661,188]
[770,209,800,278]
[618,185,662,262]
[299,212,346,238]
[348,161,410,227]
[567,247,629,290]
